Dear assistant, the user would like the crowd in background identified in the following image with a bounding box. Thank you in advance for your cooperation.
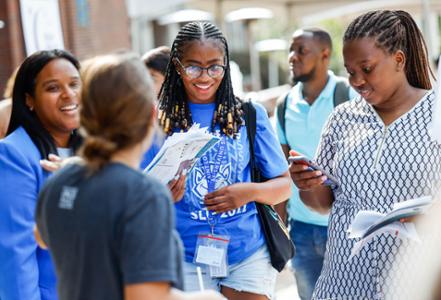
[1,9,441,300]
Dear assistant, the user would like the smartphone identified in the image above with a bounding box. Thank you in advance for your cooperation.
[288,155,339,187]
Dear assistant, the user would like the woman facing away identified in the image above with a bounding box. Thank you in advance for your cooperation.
[0,49,82,300]
[153,22,291,300]
[35,53,224,300]
[289,10,441,299]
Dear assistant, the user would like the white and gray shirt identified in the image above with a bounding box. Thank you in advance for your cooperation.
[312,91,441,299]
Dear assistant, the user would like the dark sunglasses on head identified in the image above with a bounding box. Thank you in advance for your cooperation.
[175,58,226,79]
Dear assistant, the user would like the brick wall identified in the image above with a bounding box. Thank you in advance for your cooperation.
[0,0,131,96]
[0,0,25,97]
[63,0,131,60]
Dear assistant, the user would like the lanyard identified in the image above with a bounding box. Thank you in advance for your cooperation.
[201,136,227,234]
[201,136,227,192]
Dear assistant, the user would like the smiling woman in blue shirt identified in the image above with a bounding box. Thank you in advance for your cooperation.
[0,49,82,300]
[153,22,291,300]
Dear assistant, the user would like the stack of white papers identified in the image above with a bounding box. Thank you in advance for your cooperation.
[144,124,220,185]
[347,196,432,259]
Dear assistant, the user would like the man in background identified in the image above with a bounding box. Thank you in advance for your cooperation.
[275,28,356,300]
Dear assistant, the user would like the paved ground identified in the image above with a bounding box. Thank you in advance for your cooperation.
[274,266,300,300]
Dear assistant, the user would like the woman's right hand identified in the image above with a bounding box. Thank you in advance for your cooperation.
[288,150,327,191]
[40,154,82,172]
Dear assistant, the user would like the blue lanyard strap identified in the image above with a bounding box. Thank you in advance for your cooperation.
[201,136,228,233]
[201,136,227,193]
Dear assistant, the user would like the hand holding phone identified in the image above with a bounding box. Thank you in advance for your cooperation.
[288,155,339,187]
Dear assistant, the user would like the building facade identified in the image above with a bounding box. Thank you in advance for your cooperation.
[0,0,131,96]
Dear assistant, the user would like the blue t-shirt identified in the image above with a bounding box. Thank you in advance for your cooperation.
[275,71,357,226]
[0,127,57,300]
[146,101,287,265]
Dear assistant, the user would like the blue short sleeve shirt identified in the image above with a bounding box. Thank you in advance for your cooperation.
[175,101,288,264]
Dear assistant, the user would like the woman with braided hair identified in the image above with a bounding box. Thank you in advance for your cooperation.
[154,22,291,300]
[289,10,441,298]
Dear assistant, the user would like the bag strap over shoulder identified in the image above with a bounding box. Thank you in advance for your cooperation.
[276,91,289,140]
[242,102,295,272]
[333,78,351,107]
[242,101,258,182]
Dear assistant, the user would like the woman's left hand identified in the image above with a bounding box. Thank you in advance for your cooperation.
[40,154,82,172]
[204,183,254,213]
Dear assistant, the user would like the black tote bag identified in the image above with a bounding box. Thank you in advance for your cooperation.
[242,101,295,272]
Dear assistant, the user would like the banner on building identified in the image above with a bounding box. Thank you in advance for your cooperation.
[20,0,64,55]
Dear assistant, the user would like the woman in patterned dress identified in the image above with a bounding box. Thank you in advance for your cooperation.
[289,10,441,299]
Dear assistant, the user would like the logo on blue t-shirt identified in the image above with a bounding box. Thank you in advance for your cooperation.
[185,133,249,221]
[191,163,232,201]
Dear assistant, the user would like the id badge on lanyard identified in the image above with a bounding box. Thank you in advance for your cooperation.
[194,233,230,278]
[194,137,230,277]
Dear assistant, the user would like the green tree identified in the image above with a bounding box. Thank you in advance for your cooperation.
[318,19,346,76]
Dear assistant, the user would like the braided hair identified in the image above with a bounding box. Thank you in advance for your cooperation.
[158,21,243,137]
[344,10,434,89]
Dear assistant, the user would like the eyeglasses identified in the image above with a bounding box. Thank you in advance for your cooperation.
[175,58,226,79]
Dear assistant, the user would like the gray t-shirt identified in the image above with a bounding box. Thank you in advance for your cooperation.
[36,162,183,300]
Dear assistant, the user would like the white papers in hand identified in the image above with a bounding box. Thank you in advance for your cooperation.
[349,222,418,260]
[144,124,220,185]
[347,196,432,259]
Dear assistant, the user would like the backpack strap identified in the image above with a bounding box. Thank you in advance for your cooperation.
[275,79,349,141]
[333,78,351,107]
[242,101,258,182]
[276,91,290,141]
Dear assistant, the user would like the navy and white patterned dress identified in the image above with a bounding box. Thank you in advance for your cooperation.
[312,91,441,299]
